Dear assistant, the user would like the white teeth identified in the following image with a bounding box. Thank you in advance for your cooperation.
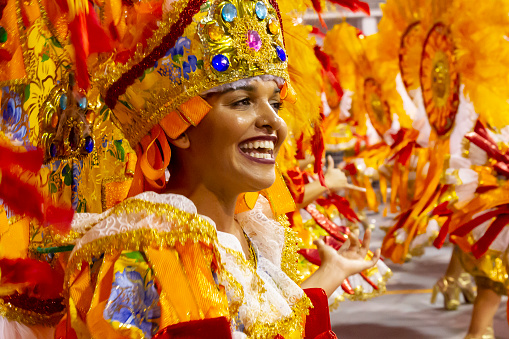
[249,152,256,157]
[240,139,275,154]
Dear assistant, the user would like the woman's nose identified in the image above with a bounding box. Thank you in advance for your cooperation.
[255,101,283,132]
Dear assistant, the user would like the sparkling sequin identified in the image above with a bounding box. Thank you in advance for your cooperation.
[221,3,237,22]
[207,22,224,41]
[255,2,267,20]
[268,18,279,35]
[84,136,94,153]
[59,94,67,110]
[276,46,286,61]
[211,54,230,72]
[247,30,262,51]
[0,27,7,43]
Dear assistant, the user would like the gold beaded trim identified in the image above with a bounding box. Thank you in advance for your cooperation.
[218,237,311,339]
[0,298,65,326]
[65,198,222,283]
[246,294,311,339]
[278,214,302,285]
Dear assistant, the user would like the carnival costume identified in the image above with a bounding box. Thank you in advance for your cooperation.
[55,0,381,336]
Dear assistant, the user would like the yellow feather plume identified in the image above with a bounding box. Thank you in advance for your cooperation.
[323,23,412,136]
[277,11,324,171]
[448,0,509,129]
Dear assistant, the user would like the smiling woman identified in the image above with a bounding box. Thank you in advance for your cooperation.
[61,0,380,338]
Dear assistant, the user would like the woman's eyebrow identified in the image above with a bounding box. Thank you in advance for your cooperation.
[224,85,255,93]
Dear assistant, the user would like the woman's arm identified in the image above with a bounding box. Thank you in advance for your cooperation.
[300,229,381,297]
[297,156,348,209]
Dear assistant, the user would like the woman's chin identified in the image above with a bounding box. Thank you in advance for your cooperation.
[242,173,276,192]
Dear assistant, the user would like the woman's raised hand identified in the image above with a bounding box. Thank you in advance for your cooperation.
[314,229,381,280]
[324,155,348,191]
[301,229,381,296]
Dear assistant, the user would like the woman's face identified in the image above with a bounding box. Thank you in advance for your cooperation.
[185,79,287,195]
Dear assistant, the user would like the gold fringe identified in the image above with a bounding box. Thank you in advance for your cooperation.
[0,298,64,326]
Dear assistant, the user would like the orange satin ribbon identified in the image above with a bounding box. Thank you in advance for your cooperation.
[159,96,212,139]
[139,125,171,189]
[129,96,212,195]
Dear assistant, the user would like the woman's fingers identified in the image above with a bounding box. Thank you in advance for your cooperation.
[337,237,350,254]
[348,232,362,250]
[371,248,381,264]
[327,155,335,171]
[359,229,371,257]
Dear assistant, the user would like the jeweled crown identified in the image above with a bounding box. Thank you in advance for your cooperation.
[97,0,290,148]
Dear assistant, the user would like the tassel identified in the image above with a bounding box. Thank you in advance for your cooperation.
[341,278,355,294]
[451,206,509,237]
[472,213,509,259]
[316,193,359,222]
[304,204,349,242]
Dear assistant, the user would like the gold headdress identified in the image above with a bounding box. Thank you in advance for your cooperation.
[96,0,293,149]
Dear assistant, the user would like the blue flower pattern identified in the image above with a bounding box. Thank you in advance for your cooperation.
[154,37,199,83]
[104,268,161,338]
[1,87,26,142]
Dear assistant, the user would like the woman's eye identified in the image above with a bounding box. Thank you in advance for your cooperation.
[271,102,284,111]
[232,98,251,107]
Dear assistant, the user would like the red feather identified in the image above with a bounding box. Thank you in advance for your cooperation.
[68,7,112,90]
[312,123,326,187]
[0,258,64,299]
[327,0,370,15]
[0,145,73,232]
[0,145,43,172]
[0,170,73,232]
[314,46,343,99]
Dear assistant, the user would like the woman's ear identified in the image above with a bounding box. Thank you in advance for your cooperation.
[167,133,190,149]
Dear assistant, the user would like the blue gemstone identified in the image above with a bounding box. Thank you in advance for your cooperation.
[255,2,267,20]
[84,136,94,153]
[59,94,67,110]
[78,96,87,109]
[276,46,286,62]
[49,143,57,157]
[222,3,237,22]
[211,54,230,72]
